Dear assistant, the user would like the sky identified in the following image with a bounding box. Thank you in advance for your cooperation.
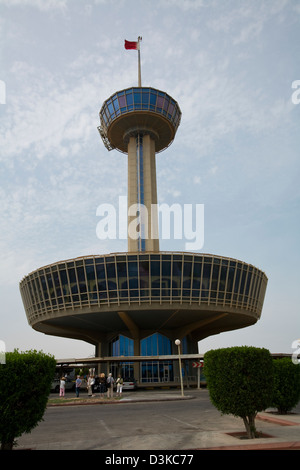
[0,0,299,360]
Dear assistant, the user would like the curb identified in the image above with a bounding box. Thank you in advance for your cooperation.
[201,441,300,450]
[47,394,194,407]
[256,413,300,427]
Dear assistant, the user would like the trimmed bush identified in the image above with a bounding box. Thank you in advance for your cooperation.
[204,346,274,438]
[0,349,56,450]
[271,358,300,414]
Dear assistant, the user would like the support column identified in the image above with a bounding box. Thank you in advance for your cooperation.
[143,134,159,251]
[128,136,139,252]
[127,134,159,252]
[133,338,140,383]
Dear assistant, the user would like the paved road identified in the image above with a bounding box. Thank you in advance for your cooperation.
[16,389,300,452]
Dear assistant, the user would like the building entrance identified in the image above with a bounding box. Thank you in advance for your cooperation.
[141,361,173,383]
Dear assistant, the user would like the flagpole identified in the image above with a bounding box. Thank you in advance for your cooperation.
[138,36,142,87]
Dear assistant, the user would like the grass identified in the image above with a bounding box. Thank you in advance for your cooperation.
[48,395,122,406]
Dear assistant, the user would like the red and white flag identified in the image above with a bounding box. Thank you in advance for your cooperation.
[124,39,140,50]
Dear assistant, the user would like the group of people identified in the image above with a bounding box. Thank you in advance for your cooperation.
[87,373,124,399]
[59,372,124,399]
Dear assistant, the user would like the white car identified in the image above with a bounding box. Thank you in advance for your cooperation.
[122,377,137,390]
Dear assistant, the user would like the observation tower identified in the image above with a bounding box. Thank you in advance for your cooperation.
[20,39,268,385]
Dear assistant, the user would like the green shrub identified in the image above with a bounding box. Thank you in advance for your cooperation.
[271,358,300,414]
[204,346,274,438]
[0,349,56,450]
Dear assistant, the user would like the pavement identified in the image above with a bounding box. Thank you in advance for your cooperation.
[15,388,300,451]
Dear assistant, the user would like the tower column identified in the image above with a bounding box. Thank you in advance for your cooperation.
[127,134,159,252]
[143,134,159,251]
[128,137,139,252]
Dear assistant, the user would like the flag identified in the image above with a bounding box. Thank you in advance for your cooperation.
[124,39,140,50]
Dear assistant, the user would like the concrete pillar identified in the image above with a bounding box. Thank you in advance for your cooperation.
[127,134,159,252]
[128,137,139,252]
[133,338,140,383]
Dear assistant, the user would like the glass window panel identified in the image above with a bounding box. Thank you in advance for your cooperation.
[40,275,48,299]
[219,266,227,291]
[85,264,95,281]
[183,261,192,277]
[113,97,119,111]
[59,270,68,293]
[46,273,55,297]
[108,102,113,115]
[202,263,211,288]
[240,269,247,295]
[172,260,182,276]
[245,271,252,296]
[157,96,164,108]
[150,92,157,105]
[77,266,86,292]
[117,261,127,278]
[162,260,171,276]
[126,93,133,106]
[106,262,116,280]
[193,261,202,278]
[128,260,138,277]
[168,103,174,115]
[142,92,149,104]
[96,263,105,279]
[117,93,126,105]
[151,260,160,276]
[134,91,141,104]
[226,267,235,292]
[234,268,241,293]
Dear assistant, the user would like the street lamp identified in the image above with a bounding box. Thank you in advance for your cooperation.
[175,339,184,397]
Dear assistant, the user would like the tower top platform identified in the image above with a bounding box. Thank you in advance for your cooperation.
[98,87,181,153]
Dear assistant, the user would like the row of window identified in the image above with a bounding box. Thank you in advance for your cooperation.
[20,254,267,321]
[100,87,181,132]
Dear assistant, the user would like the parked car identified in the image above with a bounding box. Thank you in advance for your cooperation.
[122,377,137,390]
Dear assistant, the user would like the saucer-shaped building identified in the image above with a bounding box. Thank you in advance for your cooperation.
[20,84,267,385]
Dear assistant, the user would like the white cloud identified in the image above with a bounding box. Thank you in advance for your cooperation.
[0,0,68,10]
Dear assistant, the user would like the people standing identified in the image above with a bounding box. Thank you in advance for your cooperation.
[59,377,66,397]
[87,375,95,397]
[106,373,115,399]
[99,373,107,398]
[116,374,123,397]
[75,375,82,398]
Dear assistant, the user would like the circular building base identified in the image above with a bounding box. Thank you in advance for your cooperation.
[20,252,267,346]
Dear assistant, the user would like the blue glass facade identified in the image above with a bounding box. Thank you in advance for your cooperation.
[109,333,179,383]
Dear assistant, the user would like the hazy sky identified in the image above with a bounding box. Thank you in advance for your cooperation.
[0,0,299,359]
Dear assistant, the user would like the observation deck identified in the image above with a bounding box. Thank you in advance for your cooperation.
[98,87,181,153]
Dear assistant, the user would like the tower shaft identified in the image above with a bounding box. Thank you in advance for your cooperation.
[128,134,159,252]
